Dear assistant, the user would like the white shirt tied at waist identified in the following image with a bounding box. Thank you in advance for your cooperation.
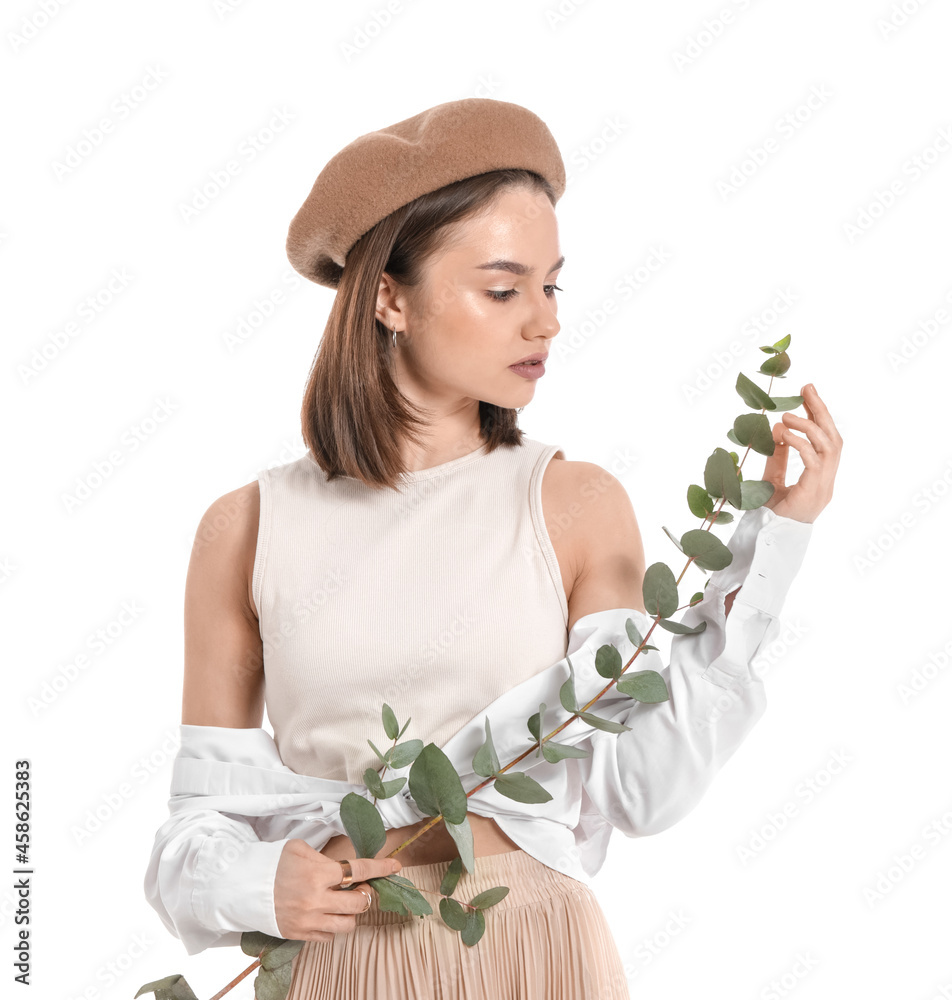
[143,504,813,956]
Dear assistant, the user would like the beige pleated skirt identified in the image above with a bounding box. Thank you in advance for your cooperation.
[285,848,630,999]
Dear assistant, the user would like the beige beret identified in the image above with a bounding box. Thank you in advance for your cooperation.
[286,98,566,289]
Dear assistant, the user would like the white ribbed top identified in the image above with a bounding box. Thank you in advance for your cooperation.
[252,436,570,784]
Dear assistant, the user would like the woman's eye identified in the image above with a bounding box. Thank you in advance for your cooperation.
[486,284,563,303]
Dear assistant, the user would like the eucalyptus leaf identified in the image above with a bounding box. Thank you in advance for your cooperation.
[662,524,684,552]
[444,815,475,874]
[578,710,631,734]
[527,702,546,743]
[703,447,742,507]
[656,617,707,635]
[689,591,704,605]
[680,528,733,571]
[363,768,406,799]
[772,333,791,352]
[712,510,734,524]
[439,895,468,930]
[134,975,199,1000]
[366,738,387,765]
[493,771,554,803]
[469,885,510,909]
[253,961,294,1000]
[625,618,644,649]
[440,856,464,896]
[408,744,469,825]
[735,372,776,410]
[397,716,412,739]
[642,561,679,619]
[733,413,775,456]
[759,351,790,377]
[473,717,501,778]
[240,931,284,958]
[616,670,670,703]
[339,792,386,859]
[387,739,424,769]
[461,906,486,946]
[541,739,592,763]
[559,658,579,713]
[260,939,305,971]
[594,642,622,680]
[726,427,742,446]
[768,395,803,412]
[687,484,714,518]
[382,703,399,741]
[738,479,775,509]
[375,873,432,916]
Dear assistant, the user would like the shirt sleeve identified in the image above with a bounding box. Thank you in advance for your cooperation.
[143,727,292,956]
[564,504,813,838]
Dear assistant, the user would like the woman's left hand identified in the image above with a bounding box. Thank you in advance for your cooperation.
[761,383,842,524]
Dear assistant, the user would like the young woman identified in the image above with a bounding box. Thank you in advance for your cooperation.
[147,98,841,999]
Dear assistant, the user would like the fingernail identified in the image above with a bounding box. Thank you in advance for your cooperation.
[391,861,401,873]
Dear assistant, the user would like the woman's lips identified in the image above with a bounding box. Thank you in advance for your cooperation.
[508,361,546,380]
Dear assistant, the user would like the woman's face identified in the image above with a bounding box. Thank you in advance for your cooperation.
[381,185,563,416]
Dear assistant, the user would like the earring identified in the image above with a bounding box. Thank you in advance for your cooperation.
[392,326,397,348]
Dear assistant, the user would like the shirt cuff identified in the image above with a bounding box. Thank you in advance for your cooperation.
[192,835,288,941]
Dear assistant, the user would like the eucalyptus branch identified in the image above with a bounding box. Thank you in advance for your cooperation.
[138,335,801,1000]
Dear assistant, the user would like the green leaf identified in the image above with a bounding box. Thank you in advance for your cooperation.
[363,768,406,799]
[642,562,679,619]
[641,644,659,652]
[711,510,734,524]
[616,670,670,703]
[444,815,475,874]
[680,528,733,571]
[241,931,285,958]
[440,856,464,896]
[690,591,704,605]
[656,617,707,635]
[439,895,468,930]
[339,792,386,859]
[382,703,399,741]
[135,976,199,1000]
[687,484,714,518]
[253,962,294,1000]
[527,702,546,744]
[469,885,510,909]
[461,906,486,946]
[473,717,501,778]
[396,716,412,739]
[387,739,424,769]
[260,939,305,971]
[578,710,632,734]
[738,479,775,509]
[625,617,644,648]
[704,447,742,507]
[493,771,554,803]
[371,873,433,917]
[735,372,776,410]
[759,351,790,377]
[768,395,803,412]
[732,413,775,456]
[594,643,622,681]
[559,658,580,713]
[726,427,742,446]
[662,524,684,552]
[366,738,387,765]
[541,739,591,763]
[408,744,469,825]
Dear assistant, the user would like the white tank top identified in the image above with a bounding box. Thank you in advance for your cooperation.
[252,436,570,784]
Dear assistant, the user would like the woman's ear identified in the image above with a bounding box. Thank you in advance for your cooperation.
[375,271,407,330]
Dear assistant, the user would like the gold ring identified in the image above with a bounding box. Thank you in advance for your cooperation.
[338,859,354,887]
[355,887,372,912]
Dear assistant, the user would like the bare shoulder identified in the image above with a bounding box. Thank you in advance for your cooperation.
[182,481,264,728]
[541,454,647,631]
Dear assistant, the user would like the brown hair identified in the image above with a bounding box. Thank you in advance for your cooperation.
[300,168,557,491]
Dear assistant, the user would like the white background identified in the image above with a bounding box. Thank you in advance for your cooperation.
[4,1,951,998]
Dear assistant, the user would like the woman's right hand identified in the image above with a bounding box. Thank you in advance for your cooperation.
[273,839,402,942]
